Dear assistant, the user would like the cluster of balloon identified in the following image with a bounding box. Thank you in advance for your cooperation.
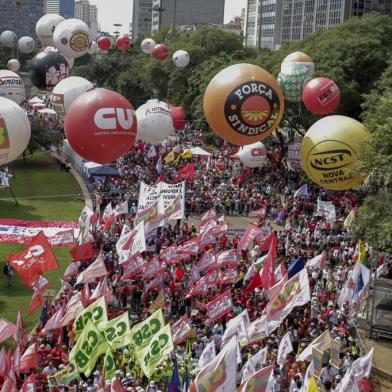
[0,30,17,47]
[203,63,285,146]
[0,97,31,165]
[303,77,341,115]
[141,38,156,54]
[64,88,137,164]
[300,115,370,190]
[51,76,94,117]
[0,70,25,104]
[116,34,131,51]
[97,36,112,52]
[136,99,174,145]
[18,36,35,53]
[36,14,65,46]
[30,49,71,91]
[287,142,302,171]
[236,142,268,168]
[151,43,170,61]
[170,106,186,130]
[278,51,314,102]
[7,59,20,73]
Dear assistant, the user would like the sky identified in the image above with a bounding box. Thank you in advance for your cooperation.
[90,0,246,35]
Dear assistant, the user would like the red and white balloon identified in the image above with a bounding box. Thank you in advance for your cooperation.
[237,142,268,168]
[151,44,169,61]
[98,36,112,52]
[116,35,131,51]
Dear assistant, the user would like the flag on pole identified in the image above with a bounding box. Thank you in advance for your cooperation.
[236,365,274,392]
[198,340,216,369]
[70,241,94,261]
[114,201,129,217]
[75,255,108,285]
[43,307,64,332]
[19,343,38,371]
[297,330,331,362]
[306,251,327,269]
[277,332,293,368]
[0,318,17,344]
[287,255,305,279]
[168,356,181,392]
[206,290,233,322]
[352,348,373,380]
[20,373,36,392]
[294,184,309,198]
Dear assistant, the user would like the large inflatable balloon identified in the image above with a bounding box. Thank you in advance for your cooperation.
[151,44,169,61]
[30,51,71,91]
[116,35,131,51]
[97,36,112,52]
[53,18,91,58]
[18,36,35,54]
[237,142,267,168]
[7,59,20,73]
[300,115,370,191]
[303,77,341,115]
[136,99,173,145]
[36,14,65,47]
[287,142,302,171]
[172,50,190,68]
[203,63,284,146]
[0,97,31,165]
[281,51,315,74]
[40,46,74,69]
[65,88,137,164]
[141,38,156,54]
[0,70,25,105]
[0,31,17,47]
[170,106,186,130]
[51,76,94,117]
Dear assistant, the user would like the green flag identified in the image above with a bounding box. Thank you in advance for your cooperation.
[100,311,131,350]
[48,363,79,386]
[69,319,108,377]
[129,309,165,351]
[73,296,108,338]
[138,324,174,378]
[103,346,116,382]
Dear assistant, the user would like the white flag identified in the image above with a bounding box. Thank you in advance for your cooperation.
[317,199,336,223]
[78,205,94,243]
[114,200,129,216]
[297,330,331,362]
[352,348,373,380]
[116,221,146,263]
[241,346,268,384]
[306,252,327,269]
[221,310,250,346]
[277,332,293,368]
[198,339,216,369]
[147,145,157,159]
[248,315,269,344]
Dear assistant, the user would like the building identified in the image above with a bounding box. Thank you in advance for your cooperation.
[45,0,59,13]
[244,0,392,50]
[75,0,98,38]
[44,0,75,17]
[0,0,44,39]
[220,16,243,36]
[132,0,153,41]
[151,0,225,33]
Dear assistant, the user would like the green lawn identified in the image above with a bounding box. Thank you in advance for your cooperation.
[0,151,84,331]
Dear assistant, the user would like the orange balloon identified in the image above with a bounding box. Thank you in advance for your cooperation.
[203,63,284,146]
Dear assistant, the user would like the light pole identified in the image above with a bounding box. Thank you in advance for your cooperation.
[113,23,122,39]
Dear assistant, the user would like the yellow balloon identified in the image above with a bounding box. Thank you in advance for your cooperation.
[300,115,370,191]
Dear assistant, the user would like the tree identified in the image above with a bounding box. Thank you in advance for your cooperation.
[27,119,62,156]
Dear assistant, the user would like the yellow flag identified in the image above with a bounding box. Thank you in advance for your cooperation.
[308,376,319,392]
[164,151,175,163]
[343,209,355,229]
[99,311,131,350]
[181,150,192,159]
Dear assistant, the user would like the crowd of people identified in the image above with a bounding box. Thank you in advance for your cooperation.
[1,128,384,392]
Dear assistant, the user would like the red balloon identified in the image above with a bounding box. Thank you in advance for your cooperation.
[97,36,112,52]
[65,88,137,164]
[170,106,186,130]
[151,44,169,61]
[303,77,340,115]
[116,34,131,51]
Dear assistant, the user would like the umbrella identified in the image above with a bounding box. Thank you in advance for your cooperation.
[38,108,57,115]
[28,96,44,104]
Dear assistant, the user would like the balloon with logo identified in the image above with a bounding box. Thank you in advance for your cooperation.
[97,36,112,52]
[116,34,131,51]
[0,97,31,165]
[0,31,17,47]
[203,63,284,146]
[170,106,186,130]
[237,142,267,168]
[277,51,314,102]
[136,99,173,145]
[0,70,25,104]
[303,77,341,115]
[151,44,169,61]
[18,36,35,54]
[64,88,137,164]
[172,50,190,68]
[51,76,94,117]
[53,18,91,58]
[40,46,74,69]
[141,38,156,54]
[7,59,20,73]
[30,50,71,91]
[36,14,65,47]
[287,142,302,171]
[300,115,370,191]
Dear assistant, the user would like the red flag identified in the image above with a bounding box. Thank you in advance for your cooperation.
[0,348,6,377]
[259,234,277,290]
[238,224,263,251]
[20,373,36,392]
[75,256,107,285]
[110,378,126,392]
[70,241,94,261]
[43,307,64,332]
[103,212,115,231]
[199,208,217,226]
[171,315,192,345]
[256,232,276,253]
[176,237,200,256]
[80,282,91,307]
[0,319,17,344]
[1,373,16,392]
[244,265,263,292]
[28,290,44,316]
[176,163,196,181]
[175,265,185,280]
[7,231,59,285]
[14,309,27,346]
[206,290,233,322]
[248,208,266,218]
[19,343,38,371]
[216,249,237,267]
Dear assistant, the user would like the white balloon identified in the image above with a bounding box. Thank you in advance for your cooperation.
[88,40,98,55]
[53,18,91,59]
[141,38,156,54]
[0,97,31,165]
[18,36,35,54]
[36,14,65,47]
[51,76,94,117]
[0,31,17,47]
[0,70,25,105]
[136,99,174,145]
[237,142,267,168]
[172,50,190,68]
[7,59,20,73]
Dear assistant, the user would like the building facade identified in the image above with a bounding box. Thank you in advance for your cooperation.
[0,0,44,39]
[132,0,153,41]
[151,0,225,33]
[45,0,75,17]
[75,0,98,38]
